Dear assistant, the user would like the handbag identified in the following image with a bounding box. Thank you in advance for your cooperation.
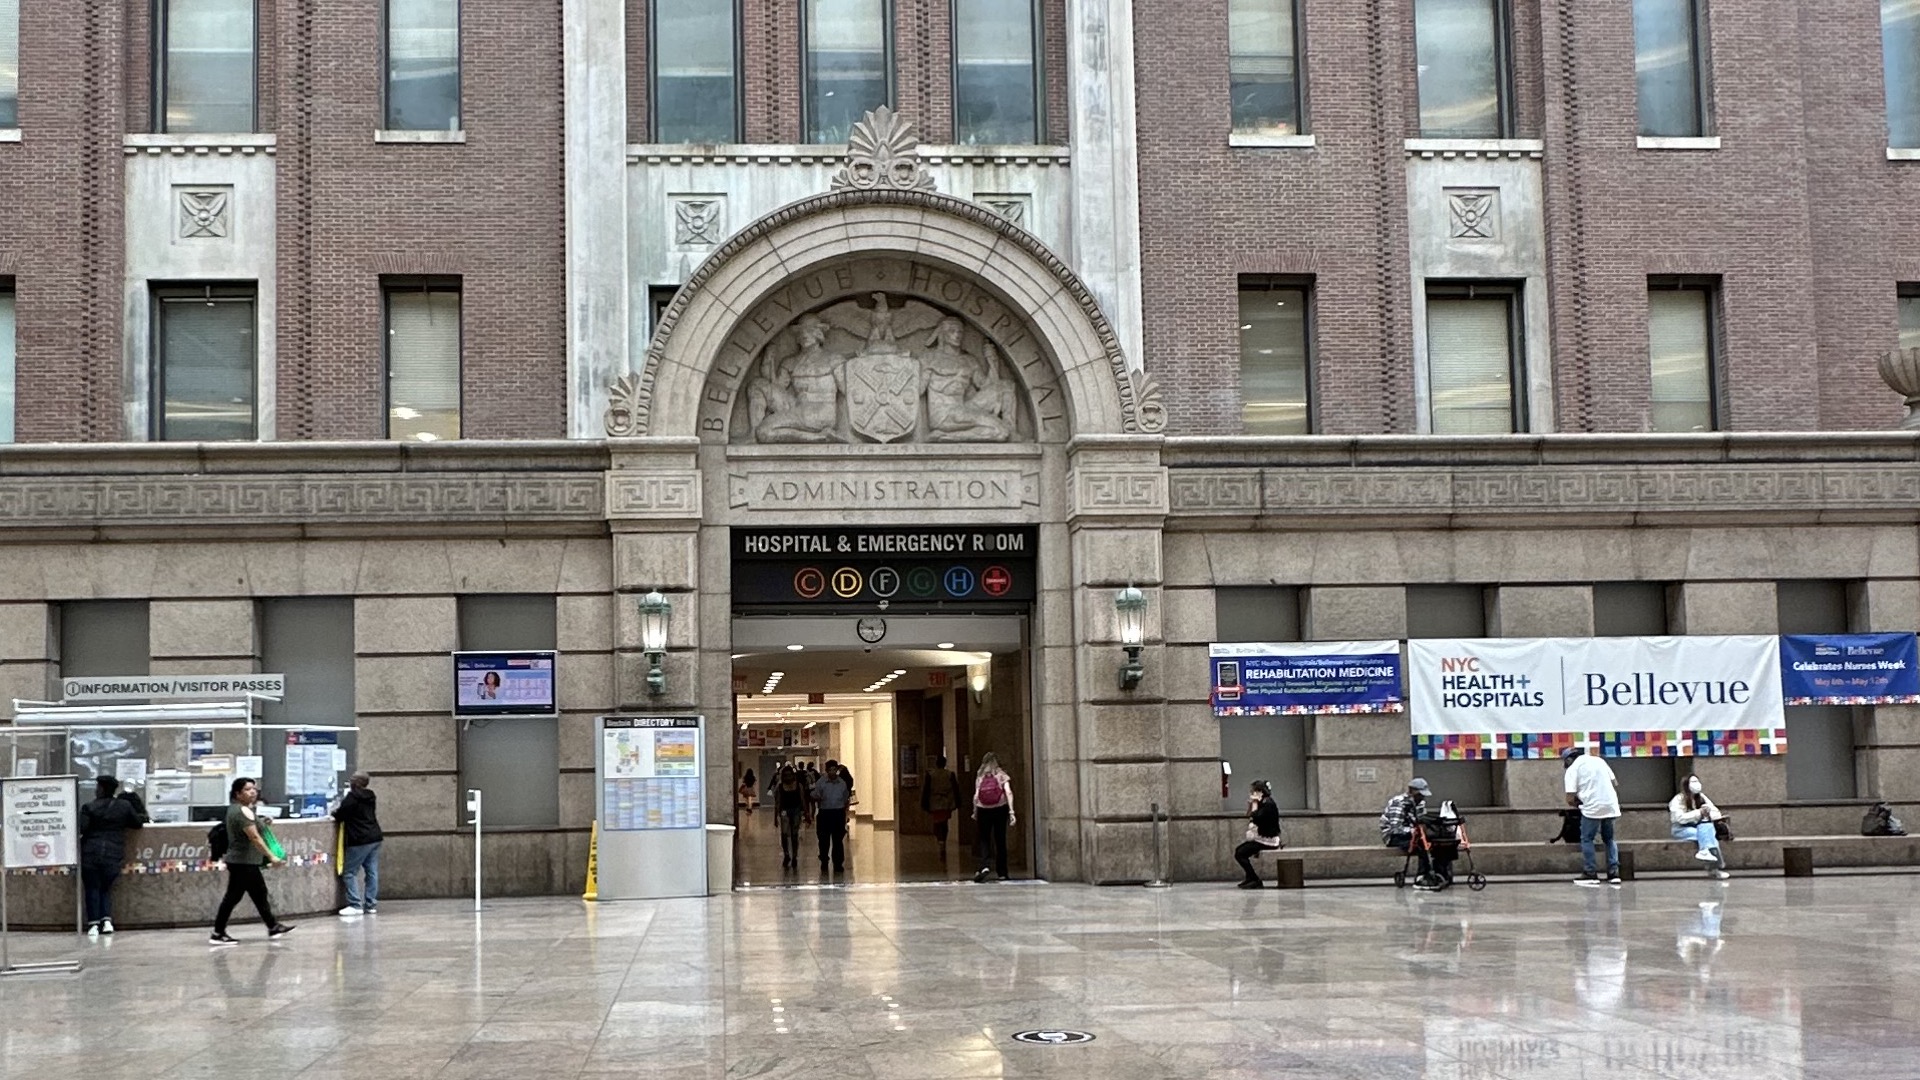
[1712,817,1733,842]
[261,819,287,862]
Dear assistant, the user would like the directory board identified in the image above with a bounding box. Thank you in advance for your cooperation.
[594,715,707,900]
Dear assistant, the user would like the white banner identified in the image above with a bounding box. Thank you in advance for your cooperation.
[1408,636,1783,735]
[3,776,79,869]
[59,674,285,702]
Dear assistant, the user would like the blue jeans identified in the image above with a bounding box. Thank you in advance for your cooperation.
[82,862,120,923]
[1672,821,1724,865]
[341,842,381,909]
[1579,816,1618,875]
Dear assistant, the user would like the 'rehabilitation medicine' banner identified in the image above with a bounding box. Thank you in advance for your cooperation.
[1407,636,1785,760]
[1210,641,1404,715]
[1780,632,1920,705]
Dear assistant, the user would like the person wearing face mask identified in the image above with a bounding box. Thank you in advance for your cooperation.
[1669,774,1730,880]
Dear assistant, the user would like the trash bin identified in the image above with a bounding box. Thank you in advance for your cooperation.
[705,824,736,895]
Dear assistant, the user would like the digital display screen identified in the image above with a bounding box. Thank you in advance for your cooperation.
[453,651,558,717]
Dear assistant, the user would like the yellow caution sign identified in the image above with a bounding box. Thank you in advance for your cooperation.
[334,821,345,870]
[582,820,600,901]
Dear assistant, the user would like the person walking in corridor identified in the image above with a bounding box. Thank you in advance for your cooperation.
[211,778,295,945]
[921,755,963,860]
[79,775,147,936]
[773,766,807,869]
[332,772,385,916]
[813,760,853,873]
[971,753,1016,883]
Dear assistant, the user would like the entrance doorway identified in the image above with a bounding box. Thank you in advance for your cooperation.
[729,615,1033,886]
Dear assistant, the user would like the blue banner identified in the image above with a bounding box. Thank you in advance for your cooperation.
[1780,633,1920,705]
[1211,641,1405,716]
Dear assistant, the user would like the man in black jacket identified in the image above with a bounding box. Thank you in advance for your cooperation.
[332,772,384,916]
[79,776,147,935]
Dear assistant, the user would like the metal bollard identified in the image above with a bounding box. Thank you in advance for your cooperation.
[1145,802,1170,888]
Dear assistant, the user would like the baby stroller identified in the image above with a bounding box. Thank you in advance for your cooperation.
[1393,800,1488,892]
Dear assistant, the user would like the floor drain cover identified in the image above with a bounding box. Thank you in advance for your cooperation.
[1012,1030,1095,1045]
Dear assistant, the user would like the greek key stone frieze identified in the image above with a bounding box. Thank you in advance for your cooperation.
[1071,469,1169,517]
[0,475,605,527]
[1165,464,1920,517]
[606,473,703,518]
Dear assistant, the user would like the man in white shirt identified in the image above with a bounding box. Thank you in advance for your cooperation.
[1563,746,1622,886]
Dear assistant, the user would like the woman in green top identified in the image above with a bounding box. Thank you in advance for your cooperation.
[210,777,295,945]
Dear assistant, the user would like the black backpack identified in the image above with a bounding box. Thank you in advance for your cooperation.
[1863,802,1908,837]
[1548,807,1583,844]
[208,819,230,859]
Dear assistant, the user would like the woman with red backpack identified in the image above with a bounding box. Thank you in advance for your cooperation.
[970,753,1016,883]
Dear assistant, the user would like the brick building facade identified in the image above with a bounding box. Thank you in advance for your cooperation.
[1,1,1919,901]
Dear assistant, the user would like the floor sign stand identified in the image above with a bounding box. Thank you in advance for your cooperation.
[594,716,707,900]
[1,775,83,976]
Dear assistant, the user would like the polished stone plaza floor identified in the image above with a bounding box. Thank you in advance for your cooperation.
[1,873,1913,1079]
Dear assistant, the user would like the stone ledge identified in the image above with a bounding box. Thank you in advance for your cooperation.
[1247,834,1920,882]
[0,441,611,476]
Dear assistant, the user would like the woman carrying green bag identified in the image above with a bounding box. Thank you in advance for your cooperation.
[209,777,297,945]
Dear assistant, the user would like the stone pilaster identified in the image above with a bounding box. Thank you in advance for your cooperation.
[564,0,630,437]
[1066,0,1145,368]
[1067,437,1167,881]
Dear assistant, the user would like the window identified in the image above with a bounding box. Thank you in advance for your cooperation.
[260,599,356,809]
[1901,285,1920,352]
[1238,276,1312,434]
[1229,0,1303,136]
[1778,581,1858,800]
[1634,0,1708,137]
[386,0,460,131]
[652,0,738,142]
[1425,283,1523,434]
[1413,0,1509,138]
[157,0,257,133]
[0,0,17,128]
[1886,0,1920,148]
[153,284,256,441]
[953,0,1039,144]
[385,278,461,442]
[59,601,152,781]
[1647,279,1718,432]
[0,283,13,444]
[804,0,891,144]
[457,596,560,828]
[649,284,679,340]
[1215,588,1308,810]
[1593,583,1670,637]
[1408,585,1497,806]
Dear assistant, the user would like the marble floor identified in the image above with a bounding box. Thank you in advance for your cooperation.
[732,813,1030,886]
[1,874,1914,1079]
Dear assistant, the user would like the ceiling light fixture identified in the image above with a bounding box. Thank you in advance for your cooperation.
[786,644,805,652]
[937,642,955,650]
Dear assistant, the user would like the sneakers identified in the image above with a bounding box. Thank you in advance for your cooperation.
[267,923,296,939]
[1574,872,1602,887]
[1694,849,1720,862]
[972,867,992,883]
[1608,871,1623,886]
[209,932,239,946]
[1411,881,1439,892]
[87,921,100,938]
[339,906,364,917]
[100,918,113,935]
[1237,878,1264,889]
[365,906,377,914]
[1710,869,1731,880]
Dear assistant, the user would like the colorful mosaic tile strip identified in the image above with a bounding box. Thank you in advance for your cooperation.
[1412,730,1789,760]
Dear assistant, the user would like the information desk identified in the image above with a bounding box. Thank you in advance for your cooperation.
[4,817,337,930]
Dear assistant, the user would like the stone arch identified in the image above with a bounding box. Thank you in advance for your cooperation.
[619,189,1161,441]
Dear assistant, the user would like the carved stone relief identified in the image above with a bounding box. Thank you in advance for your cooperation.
[177,188,232,239]
[977,193,1030,228]
[829,107,936,193]
[1446,188,1498,240]
[672,196,724,247]
[738,291,1029,445]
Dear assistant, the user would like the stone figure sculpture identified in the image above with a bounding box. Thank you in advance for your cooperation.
[737,295,1027,445]
[923,319,1016,442]
[752,315,845,443]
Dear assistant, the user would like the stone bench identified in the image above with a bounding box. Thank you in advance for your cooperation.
[1244,834,1920,885]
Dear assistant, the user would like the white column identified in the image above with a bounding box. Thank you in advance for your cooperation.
[853,708,875,820]
[870,698,896,826]
[1066,0,1146,369]
[563,0,631,437]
